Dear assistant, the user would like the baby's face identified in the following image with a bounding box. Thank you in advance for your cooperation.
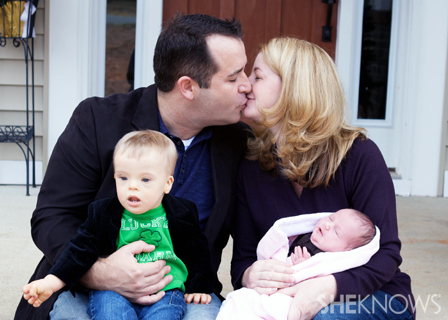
[310,209,364,252]
[114,151,173,214]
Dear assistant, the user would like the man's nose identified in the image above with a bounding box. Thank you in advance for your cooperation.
[239,72,251,94]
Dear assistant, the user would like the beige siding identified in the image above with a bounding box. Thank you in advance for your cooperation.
[0,0,45,162]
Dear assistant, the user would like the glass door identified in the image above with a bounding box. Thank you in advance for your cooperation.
[105,0,136,96]
[357,0,393,121]
[346,0,401,171]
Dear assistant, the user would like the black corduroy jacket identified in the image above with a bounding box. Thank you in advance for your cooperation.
[15,85,250,319]
[50,194,214,295]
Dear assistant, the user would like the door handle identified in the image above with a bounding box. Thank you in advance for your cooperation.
[322,0,336,42]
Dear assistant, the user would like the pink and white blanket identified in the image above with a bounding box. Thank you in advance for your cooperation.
[217,212,380,320]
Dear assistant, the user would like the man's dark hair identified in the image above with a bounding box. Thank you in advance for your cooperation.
[154,13,243,92]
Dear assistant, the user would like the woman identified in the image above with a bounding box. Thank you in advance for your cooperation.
[231,38,414,319]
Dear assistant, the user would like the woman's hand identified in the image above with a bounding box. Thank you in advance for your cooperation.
[286,275,337,320]
[242,259,295,295]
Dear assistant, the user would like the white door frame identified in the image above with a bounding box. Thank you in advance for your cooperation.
[336,0,402,166]
[134,0,163,89]
[46,0,163,158]
[336,0,448,196]
[47,0,106,160]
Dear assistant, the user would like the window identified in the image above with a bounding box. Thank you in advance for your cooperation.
[357,0,393,120]
[105,0,136,96]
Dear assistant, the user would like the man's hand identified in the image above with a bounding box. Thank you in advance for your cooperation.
[79,241,172,305]
[242,259,295,295]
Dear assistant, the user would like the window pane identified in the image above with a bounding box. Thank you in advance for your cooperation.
[357,0,393,120]
[105,0,136,96]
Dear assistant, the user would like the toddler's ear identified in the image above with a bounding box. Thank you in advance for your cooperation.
[164,176,174,194]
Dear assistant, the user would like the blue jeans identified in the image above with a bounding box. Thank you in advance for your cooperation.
[50,290,222,320]
[87,289,185,320]
[313,290,413,319]
[183,292,222,320]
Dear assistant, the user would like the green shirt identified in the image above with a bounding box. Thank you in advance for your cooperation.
[116,204,188,292]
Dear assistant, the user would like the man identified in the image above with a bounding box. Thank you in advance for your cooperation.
[15,13,251,320]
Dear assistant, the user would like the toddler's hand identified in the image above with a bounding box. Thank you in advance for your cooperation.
[291,246,311,265]
[184,293,212,305]
[23,279,55,308]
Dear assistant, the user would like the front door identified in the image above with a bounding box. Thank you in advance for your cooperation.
[162,0,339,73]
[162,0,339,124]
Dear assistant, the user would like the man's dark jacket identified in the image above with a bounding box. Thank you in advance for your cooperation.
[15,85,249,319]
[50,195,214,295]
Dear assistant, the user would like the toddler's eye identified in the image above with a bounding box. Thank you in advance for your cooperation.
[142,178,150,182]
[120,177,127,181]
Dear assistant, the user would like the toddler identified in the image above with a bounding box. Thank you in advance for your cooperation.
[23,130,214,319]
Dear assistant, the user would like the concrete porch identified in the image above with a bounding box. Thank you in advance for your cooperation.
[0,186,447,319]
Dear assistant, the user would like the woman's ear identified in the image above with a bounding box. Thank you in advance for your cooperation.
[164,176,174,194]
[176,76,197,101]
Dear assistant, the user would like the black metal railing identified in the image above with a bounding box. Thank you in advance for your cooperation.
[0,0,38,195]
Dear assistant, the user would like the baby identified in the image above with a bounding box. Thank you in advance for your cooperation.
[23,130,214,319]
[217,209,378,320]
[288,208,376,265]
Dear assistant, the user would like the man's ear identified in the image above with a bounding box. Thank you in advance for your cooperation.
[177,76,197,100]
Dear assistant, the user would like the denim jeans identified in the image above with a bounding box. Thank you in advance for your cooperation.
[50,290,222,320]
[183,292,222,320]
[86,289,185,320]
[313,290,413,319]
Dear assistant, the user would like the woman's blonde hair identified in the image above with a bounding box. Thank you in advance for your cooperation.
[247,37,366,188]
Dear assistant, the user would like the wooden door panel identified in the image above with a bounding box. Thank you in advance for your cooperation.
[235,0,283,62]
[188,0,221,16]
[163,0,338,69]
[280,0,313,40]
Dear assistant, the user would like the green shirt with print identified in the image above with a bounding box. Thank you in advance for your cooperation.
[116,204,188,292]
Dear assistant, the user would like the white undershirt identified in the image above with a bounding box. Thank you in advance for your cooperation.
[182,136,195,150]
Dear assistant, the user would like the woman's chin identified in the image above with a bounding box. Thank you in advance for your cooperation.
[243,108,261,123]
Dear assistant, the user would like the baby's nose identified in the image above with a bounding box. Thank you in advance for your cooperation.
[324,222,330,230]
